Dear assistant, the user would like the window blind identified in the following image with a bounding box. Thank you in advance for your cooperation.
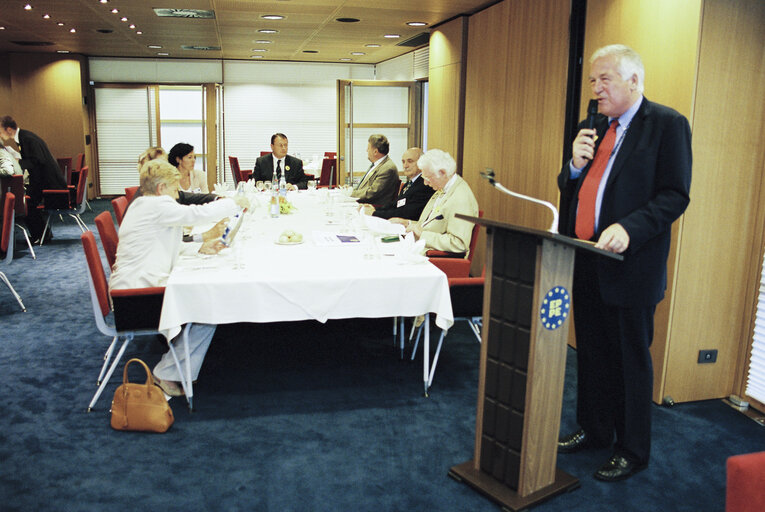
[746,247,765,403]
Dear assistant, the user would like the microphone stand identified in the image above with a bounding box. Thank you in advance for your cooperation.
[480,168,559,234]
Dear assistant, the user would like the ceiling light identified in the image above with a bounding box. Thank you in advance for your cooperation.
[365,44,381,48]
[111,8,119,14]
[384,34,400,39]
[0,27,5,30]
[251,48,267,52]
[57,50,70,53]
[129,24,136,29]
[350,52,365,56]
[254,40,272,44]
[121,17,128,22]
[339,58,351,61]
[336,18,360,23]
[157,52,169,56]
[100,0,108,3]
[406,21,428,27]
[154,8,214,18]
[148,45,162,49]
[261,15,284,20]
[69,28,76,33]
[136,31,143,35]
[57,22,64,26]
[250,55,263,59]
[43,14,50,19]
[258,29,278,34]
[24,4,32,11]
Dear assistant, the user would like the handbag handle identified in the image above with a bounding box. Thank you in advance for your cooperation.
[122,358,154,386]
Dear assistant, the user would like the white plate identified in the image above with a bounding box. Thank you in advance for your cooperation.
[275,239,305,245]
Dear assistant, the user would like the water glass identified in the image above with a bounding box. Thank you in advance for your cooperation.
[307,180,316,191]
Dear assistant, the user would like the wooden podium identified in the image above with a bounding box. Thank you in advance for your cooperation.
[449,215,622,511]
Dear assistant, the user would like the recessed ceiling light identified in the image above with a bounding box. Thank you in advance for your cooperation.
[365,44,381,48]
[136,31,143,35]
[111,8,119,14]
[69,28,76,33]
[0,27,5,30]
[24,4,32,11]
[57,22,64,26]
[251,48,267,52]
[407,21,428,27]
[384,34,400,39]
[350,52,365,56]
[57,50,70,53]
[148,45,162,49]
[336,18,360,23]
[121,17,128,22]
[339,58,351,61]
[129,24,136,29]
[157,52,169,56]
[261,15,284,20]
[258,29,278,34]
[250,55,263,59]
[42,14,50,19]
[100,0,108,3]
[254,40,272,44]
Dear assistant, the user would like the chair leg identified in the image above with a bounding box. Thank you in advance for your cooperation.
[398,316,405,359]
[96,336,119,385]
[410,323,423,361]
[88,334,132,412]
[468,318,481,342]
[39,217,51,245]
[0,271,26,312]
[427,330,447,389]
[16,223,36,259]
[69,213,88,232]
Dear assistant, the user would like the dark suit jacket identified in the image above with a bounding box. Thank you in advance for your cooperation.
[372,175,434,220]
[18,129,67,204]
[252,154,307,189]
[558,98,692,307]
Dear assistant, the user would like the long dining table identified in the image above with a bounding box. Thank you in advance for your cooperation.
[158,187,454,406]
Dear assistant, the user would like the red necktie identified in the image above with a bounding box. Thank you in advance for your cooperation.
[575,120,618,240]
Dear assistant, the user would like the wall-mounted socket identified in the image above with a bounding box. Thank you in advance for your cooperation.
[698,349,718,364]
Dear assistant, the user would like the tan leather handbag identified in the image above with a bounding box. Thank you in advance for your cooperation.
[110,358,174,433]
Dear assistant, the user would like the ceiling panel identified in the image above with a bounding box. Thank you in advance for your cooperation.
[0,0,497,63]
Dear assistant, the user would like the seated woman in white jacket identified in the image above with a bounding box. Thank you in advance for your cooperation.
[109,159,249,396]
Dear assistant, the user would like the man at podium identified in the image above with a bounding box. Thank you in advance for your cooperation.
[557,45,692,481]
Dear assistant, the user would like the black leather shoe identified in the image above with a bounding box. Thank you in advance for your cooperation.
[557,429,590,453]
[594,454,647,482]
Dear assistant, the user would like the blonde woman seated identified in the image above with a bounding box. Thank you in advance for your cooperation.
[137,146,167,171]
[109,159,250,396]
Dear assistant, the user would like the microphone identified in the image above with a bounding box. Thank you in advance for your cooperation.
[586,99,599,130]
[480,168,559,233]
[421,214,444,227]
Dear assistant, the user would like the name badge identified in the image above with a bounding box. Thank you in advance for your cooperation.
[397,198,407,208]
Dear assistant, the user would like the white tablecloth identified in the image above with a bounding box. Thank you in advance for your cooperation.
[158,190,453,338]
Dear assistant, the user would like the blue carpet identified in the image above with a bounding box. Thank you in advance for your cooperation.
[0,200,763,511]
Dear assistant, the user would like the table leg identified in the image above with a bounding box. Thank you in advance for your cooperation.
[423,315,430,397]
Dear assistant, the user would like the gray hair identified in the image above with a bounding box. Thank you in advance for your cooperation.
[368,134,389,155]
[590,44,645,94]
[417,149,457,178]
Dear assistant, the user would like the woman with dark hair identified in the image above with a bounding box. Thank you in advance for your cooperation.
[168,142,209,193]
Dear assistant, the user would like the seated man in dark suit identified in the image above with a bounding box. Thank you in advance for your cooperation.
[252,133,308,190]
[361,147,434,220]
[0,116,68,243]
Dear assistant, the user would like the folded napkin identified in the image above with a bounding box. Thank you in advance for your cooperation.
[394,232,427,264]
[213,183,232,195]
[362,215,406,235]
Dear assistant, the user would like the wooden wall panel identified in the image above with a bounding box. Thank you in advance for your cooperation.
[665,0,765,402]
[0,55,11,116]
[428,17,467,166]
[7,53,87,164]
[464,0,570,274]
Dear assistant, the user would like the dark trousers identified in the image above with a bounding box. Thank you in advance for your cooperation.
[25,195,46,241]
[572,252,656,465]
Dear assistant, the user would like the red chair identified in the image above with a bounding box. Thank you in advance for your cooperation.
[82,231,195,411]
[260,151,271,157]
[94,211,118,269]
[40,166,90,243]
[727,451,765,512]
[324,151,337,159]
[425,210,484,277]
[1,192,26,311]
[112,196,128,226]
[1,175,35,259]
[318,158,338,188]
[229,156,243,184]
[124,186,139,203]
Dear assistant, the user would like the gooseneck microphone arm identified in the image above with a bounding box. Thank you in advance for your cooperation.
[480,168,559,234]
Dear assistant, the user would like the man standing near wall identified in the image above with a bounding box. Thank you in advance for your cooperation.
[556,45,692,481]
[0,116,68,243]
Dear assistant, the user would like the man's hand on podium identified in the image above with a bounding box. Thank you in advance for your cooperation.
[595,223,629,254]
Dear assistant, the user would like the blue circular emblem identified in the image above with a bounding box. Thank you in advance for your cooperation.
[540,286,571,330]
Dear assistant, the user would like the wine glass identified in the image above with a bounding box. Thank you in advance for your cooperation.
[264,181,272,192]
[307,180,316,191]
[256,181,265,192]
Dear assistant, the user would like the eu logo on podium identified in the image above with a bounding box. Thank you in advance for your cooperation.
[540,286,570,330]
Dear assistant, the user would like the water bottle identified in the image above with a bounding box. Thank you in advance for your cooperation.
[221,213,240,246]
[279,173,287,198]
[270,169,280,218]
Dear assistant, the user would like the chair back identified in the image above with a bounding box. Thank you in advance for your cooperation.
[75,153,85,172]
[94,211,118,269]
[5,175,27,216]
[124,186,139,203]
[112,196,128,226]
[229,156,242,184]
[318,158,337,187]
[467,210,484,263]
[57,157,73,184]
[1,192,14,259]
[73,153,85,186]
[324,152,337,159]
[260,151,271,157]
[75,166,89,207]
[81,231,111,319]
